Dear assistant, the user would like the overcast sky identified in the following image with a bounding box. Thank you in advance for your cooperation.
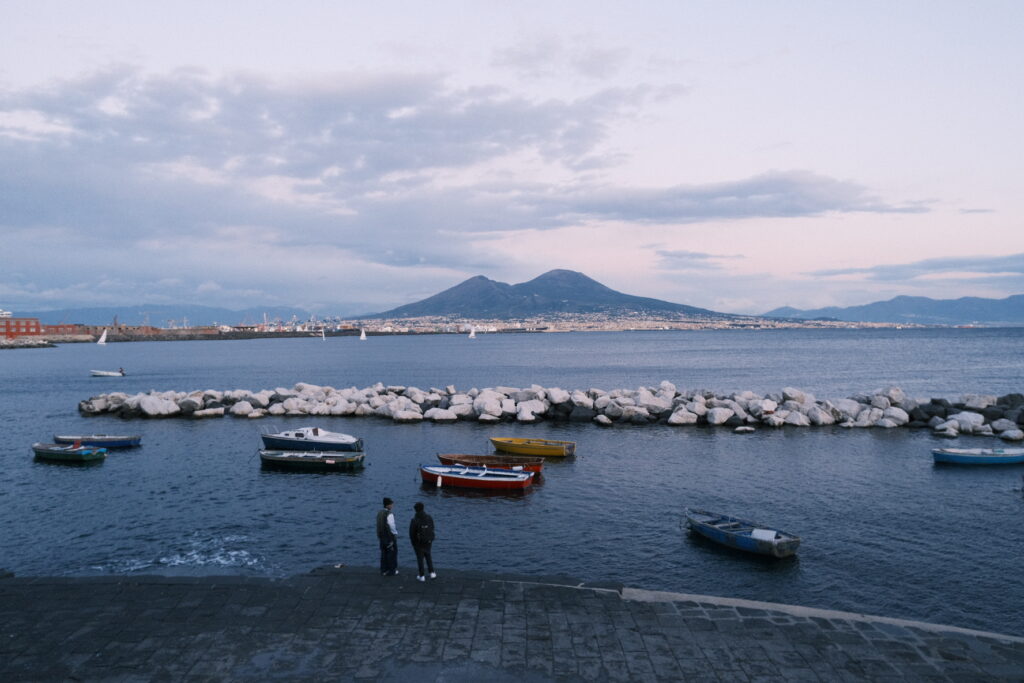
[2,1,1022,316]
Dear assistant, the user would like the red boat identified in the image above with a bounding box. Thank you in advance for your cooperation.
[436,453,544,473]
[420,465,534,490]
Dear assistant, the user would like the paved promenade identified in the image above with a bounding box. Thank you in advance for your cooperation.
[1,567,1022,681]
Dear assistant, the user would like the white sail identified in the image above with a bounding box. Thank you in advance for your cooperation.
[468,326,476,339]
[97,330,107,345]
[321,327,326,340]
[359,328,367,341]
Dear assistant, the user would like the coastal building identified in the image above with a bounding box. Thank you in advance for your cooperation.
[0,315,42,339]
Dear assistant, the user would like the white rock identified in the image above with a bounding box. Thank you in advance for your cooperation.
[874,418,899,428]
[594,414,613,426]
[1000,429,1024,441]
[621,405,652,424]
[734,426,755,434]
[870,395,891,410]
[782,387,807,404]
[882,386,907,405]
[450,403,476,418]
[949,411,985,433]
[991,418,1017,432]
[833,399,864,421]
[603,401,624,419]
[268,403,286,416]
[547,387,571,405]
[666,409,698,426]
[963,394,996,410]
[764,415,786,428]
[570,390,594,410]
[746,398,777,419]
[806,406,836,426]
[193,407,225,418]
[477,413,500,423]
[139,395,180,417]
[247,410,266,419]
[686,401,708,417]
[424,408,458,422]
[881,407,910,426]
[449,394,473,405]
[393,410,423,422]
[784,412,811,427]
[706,407,735,425]
[594,395,612,411]
[230,401,254,416]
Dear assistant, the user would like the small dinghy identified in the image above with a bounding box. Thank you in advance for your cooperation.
[420,464,534,490]
[932,447,1024,465]
[32,442,107,463]
[91,369,125,377]
[437,453,544,473]
[260,426,364,452]
[684,508,800,558]
[489,437,575,457]
[54,434,141,448]
[259,450,365,471]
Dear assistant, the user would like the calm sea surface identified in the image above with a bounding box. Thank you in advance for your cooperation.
[2,328,1023,636]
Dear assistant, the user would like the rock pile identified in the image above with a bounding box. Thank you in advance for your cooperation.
[77,382,1024,441]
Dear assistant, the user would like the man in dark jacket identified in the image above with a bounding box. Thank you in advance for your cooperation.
[408,501,436,582]
[376,497,398,576]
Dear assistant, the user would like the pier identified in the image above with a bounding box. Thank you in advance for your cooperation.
[2,567,1021,681]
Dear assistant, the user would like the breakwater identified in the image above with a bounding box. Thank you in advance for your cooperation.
[79,381,1024,441]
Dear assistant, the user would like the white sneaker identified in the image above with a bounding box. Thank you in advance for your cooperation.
[416,575,425,582]
[429,572,437,579]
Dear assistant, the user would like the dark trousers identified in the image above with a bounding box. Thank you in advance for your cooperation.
[414,543,434,576]
[379,539,397,575]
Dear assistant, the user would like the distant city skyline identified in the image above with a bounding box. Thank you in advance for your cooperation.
[2,1,1023,315]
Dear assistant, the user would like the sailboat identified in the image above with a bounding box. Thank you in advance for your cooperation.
[96,329,107,345]
[321,327,326,340]
[468,326,476,339]
[359,329,367,341]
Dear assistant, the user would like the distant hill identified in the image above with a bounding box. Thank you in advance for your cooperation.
[366,269,729,319]
[763,294,1024,326]
[17,305,312,327]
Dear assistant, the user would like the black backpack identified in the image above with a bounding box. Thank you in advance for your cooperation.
[415,516,434,544]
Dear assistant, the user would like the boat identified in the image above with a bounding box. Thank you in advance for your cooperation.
[54,434,141,448]
[359,329,367,341]
[32,442,107,463]
[419,464,534,490]
[683,508,800,558]
[437,453,544,473]
[931,447,1024,465]
[259,450,365,471]
[490,437,576,457]
[468,326,476,339]
[90,368,125,377]
[96,329,107,345]
[260,426,364,452]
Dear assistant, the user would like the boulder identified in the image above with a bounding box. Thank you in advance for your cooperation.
[870,395,891,410]
[594,414,613,426]
[806,405,836,426]
[424,408,458,422]
[621,405,652,424]
[949,411,985,433]
[569,405,597,422]
[570,390,594,410]
[139,395,180,417]
[193,407,225,418]
[546,387,571,405]
[450,403,476,419]
[666,409,698,426]
[782,387,807,404]
[230,401,254,416]
[392,410,423,423]
[1000,429,1024,442]
[874,418,899,428]
[764,415,786,428]
[784,412,811,427]
[603,401,625,419]
[990,418,1017,433]
[963,394,996,410]
[881,407,910,426]
[705,407,734,425]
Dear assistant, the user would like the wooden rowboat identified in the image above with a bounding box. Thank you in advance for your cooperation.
[54,434,142,448]
[437,453,544,473]
[932,447,1024,465]
[420,465,534,490]
[32,442,108,463]
[259,450,365,471]
[489,437,575,457]
[684,508,800,558]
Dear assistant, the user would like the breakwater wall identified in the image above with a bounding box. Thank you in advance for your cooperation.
[78,382,1024,441]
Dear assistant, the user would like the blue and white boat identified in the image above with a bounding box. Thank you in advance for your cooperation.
[684,508,800,558]
[931,447,1024,465]
[54,434,142,448]
[260,426,363,452]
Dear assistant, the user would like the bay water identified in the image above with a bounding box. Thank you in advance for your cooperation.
[2,328,1023,635]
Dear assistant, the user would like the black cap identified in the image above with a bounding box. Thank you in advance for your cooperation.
[414,502,424,511]
[383,497,393,506]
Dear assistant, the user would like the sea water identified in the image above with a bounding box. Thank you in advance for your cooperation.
[1,328,1023,636]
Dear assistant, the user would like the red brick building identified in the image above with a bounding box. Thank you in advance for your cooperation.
[0,317,43,339]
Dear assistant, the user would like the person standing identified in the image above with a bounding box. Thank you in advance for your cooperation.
[376,497,398,576]
[408,501,436,582]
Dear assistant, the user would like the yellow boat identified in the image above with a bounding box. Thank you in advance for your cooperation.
[489,437,576,457]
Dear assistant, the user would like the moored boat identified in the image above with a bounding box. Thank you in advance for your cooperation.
[931,447,1024,465]
[259,450,365,471]
[489,437,576,457]
[54,434,142,448]
[32,442,107,463]
[684,508,800,558]
[91,369,125,377]
[420,464,534,490]
[437,453,544,473]
[260,426,364,452]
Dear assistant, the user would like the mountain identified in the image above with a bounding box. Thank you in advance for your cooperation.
[763,294,1024,326]
[17,305,312,327]
[367,269,728,319]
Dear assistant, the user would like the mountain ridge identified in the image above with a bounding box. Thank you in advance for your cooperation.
[763,294,1024,326]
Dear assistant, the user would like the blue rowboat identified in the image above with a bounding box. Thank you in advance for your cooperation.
[684,508,800,558]
[54,434,142,448]
[260,426,363,452]
[932,447,1024,465]
[32,443,107,463]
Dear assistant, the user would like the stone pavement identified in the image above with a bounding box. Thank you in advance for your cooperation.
[1,567,1021,681]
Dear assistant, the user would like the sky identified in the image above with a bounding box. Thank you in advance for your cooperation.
[2,1,1023,317]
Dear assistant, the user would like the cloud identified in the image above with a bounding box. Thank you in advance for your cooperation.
[492,36,631,80]
[810,253,1024,282]
[655,250,734,271]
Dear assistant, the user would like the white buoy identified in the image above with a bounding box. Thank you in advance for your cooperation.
[436,475,442,488]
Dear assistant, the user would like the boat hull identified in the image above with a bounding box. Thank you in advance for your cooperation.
[684,508,800,558]
[259,450,365,471]
[32,443,107,463]
[437,453,544,473]
[932,448,1024,465]
[260,434,364,452]
[490,437,576,457]
[54,434,141,448]
[420,465,534,490]
[90,370,124,377]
